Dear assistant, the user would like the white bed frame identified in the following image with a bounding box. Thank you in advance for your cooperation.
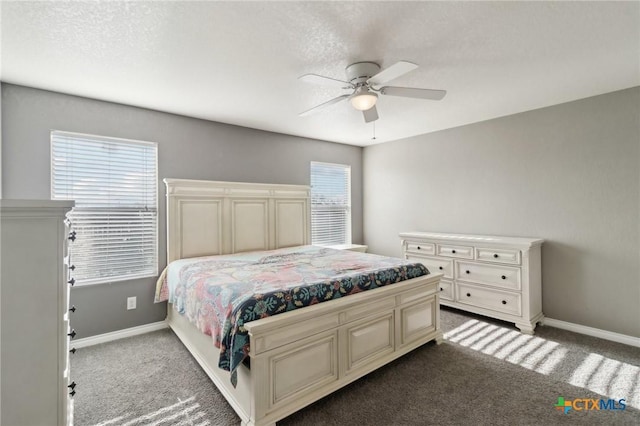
[164,179,443,426]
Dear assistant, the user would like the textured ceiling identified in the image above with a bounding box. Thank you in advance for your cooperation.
[1,1,639,146]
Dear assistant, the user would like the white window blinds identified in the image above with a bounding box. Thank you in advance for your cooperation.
[310,161,351,246]
[51,131,158,285]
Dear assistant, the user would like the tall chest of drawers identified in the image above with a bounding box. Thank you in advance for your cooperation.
[1,200,75,425]
[400,232,543,334]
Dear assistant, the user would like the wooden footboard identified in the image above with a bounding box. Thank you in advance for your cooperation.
[167,272,442,426]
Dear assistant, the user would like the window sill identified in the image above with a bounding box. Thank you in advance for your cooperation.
[72,271,159,287]
[319,244,368,253]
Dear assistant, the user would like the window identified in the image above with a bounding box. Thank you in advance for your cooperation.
[51,131,158,285]
[310,161,351,246]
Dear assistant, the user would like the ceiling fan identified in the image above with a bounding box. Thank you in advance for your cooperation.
[299,61,446,123]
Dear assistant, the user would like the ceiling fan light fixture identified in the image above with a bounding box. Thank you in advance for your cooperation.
[350,88,378,111]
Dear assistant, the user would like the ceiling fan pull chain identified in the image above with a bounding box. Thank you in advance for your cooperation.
[372,121,376,140]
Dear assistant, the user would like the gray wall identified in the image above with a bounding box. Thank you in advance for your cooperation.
[3,82,638,339]
[363,87,640,338]
[1,83,363,338]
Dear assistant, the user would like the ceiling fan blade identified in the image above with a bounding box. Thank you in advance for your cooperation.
[380,86,447,100]
[299,94,350,116]
[367,61,418,86]
[362,105,379,123]
[299,74,354,88]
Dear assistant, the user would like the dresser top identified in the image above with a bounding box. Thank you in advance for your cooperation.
[1,200,74,216]
[399,231,543,248]
[0,199,74,208]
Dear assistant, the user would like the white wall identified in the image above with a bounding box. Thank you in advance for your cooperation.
[363,87,640,337]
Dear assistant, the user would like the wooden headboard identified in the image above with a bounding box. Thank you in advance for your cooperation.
[164,179,311,263]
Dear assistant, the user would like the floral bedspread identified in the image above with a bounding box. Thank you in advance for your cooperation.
[155,245,429,386]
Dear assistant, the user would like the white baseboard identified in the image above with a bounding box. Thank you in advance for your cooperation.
[73,321,168,349]
[543,317,640,348]
[72,318,640,350]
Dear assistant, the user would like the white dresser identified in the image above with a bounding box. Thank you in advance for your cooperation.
[400,232,543,334]
[1,200,75,425]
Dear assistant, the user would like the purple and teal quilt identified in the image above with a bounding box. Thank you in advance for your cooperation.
[156,245,429,385]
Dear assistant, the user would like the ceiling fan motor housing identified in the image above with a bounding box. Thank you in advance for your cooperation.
[346,62,381,86]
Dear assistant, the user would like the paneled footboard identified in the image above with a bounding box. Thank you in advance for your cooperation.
[167,272,442,426]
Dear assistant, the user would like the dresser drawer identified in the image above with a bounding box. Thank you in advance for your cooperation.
[438,280,454,301]
[405,242,435,256]
[476,247,521,265]
[457,283,521,316]
[456,261,521,290]
[406,255,453,279]
[437,244,473,259]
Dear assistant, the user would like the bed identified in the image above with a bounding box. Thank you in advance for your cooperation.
[161,178,443,426]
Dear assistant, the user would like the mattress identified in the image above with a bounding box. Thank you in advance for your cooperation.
[156,245,429,384]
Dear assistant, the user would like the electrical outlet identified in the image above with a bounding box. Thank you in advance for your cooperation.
[127,296,137,310]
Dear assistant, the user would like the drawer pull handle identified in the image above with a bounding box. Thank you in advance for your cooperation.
[466,292,471,297]
[68,381,76,390]
[501,275,506,280]
[440,287,443,291]
[438,266,443,270]
[69,390,76,397]
[68,329,76,339]
[68,278,75,286]
[70,305,76,313]
[502,300,507,305]
[417,246,421,250]
[493,254,499,258]
[452,249,456,254]
[465,270,470,274]
[69,348,76,354]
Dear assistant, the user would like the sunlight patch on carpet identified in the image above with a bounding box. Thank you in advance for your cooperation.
[95,396,210,426]
[570,353,640,410]
[444,319,639,409]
